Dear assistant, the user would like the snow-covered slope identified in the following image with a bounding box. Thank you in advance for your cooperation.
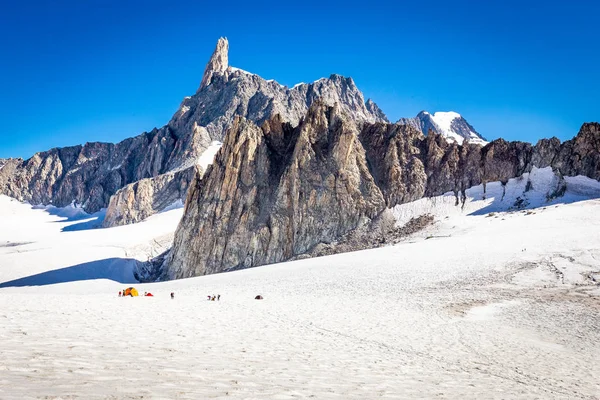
[1,172,600,398]
[398,110,487,145]
[0,196,182,286]
[392,166,600,225]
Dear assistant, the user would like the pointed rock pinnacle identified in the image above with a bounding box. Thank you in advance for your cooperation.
[199,37,229,90]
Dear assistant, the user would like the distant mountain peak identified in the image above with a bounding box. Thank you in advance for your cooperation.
[398,111,487,145]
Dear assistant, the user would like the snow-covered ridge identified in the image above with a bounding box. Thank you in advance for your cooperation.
[228,66,253,76]
[431,111,463,139]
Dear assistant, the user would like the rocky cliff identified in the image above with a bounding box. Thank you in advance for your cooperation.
[0,124,210,212]
[101,166,197,227]
[161,104,599,280]
[165,101,385,278]
[0,37,387,224]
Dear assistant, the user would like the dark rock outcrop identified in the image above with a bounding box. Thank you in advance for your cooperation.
[294,212,434,260]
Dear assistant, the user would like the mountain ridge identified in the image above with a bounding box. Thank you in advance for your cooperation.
[0,38,387,223]
[156,99,600,279]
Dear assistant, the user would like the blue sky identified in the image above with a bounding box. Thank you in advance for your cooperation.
[1,0,598,158]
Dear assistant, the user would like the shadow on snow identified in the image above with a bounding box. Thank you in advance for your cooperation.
[31,204,107,232]
[466,192,599,216]
[0,257,139,288]
[60,214,105,232]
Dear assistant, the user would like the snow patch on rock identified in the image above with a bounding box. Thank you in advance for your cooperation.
[197,141,222,172]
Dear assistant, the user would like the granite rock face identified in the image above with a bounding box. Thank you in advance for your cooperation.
[161,109,600,279]
[0,126,206,213]
[552,122,600,179]
[172,65,388,146]
[165,102,386,279]
[199,37,229,90]
[359,123,427,206]
[0,38,387,225]
[101,166,197,227]
[368,122,600,207]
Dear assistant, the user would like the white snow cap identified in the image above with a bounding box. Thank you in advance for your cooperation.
[228,66,253,76]
[430,111,487,145]
[292,82,306,89]
[431,112,463,137]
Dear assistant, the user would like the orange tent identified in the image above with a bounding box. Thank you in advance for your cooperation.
[124,287,139,297]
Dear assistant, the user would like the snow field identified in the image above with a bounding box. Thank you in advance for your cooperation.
[0,169,599,399]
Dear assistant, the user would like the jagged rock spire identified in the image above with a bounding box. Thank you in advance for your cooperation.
[199,37,229,90]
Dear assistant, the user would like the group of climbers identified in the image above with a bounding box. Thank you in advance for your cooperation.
[117,290,263,300]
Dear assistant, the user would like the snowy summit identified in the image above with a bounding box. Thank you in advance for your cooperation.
[398,110,488,145]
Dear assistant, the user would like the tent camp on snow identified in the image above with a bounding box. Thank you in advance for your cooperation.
[124,287,138,297]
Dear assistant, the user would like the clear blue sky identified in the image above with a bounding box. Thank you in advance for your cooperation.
[1,0,598,159]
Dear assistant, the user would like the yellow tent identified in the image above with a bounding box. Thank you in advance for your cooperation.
[124,287,139,297]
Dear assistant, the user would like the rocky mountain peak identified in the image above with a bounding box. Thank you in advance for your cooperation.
[199,37,229,90]
[366,99,389,123]
[0,37,389,220]
[576,122,600,143]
